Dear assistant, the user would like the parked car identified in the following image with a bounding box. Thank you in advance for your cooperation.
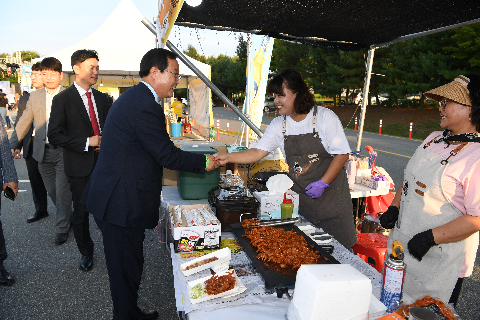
[264,96,277,112]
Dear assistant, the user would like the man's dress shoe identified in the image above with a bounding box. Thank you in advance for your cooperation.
[55,232,69,245]
[26,211,49,223]
[139,310,159,320]
[0,269,15,286]
[112,310,158,320]
[80,256,93,271]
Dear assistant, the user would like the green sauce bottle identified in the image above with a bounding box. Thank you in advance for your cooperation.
[281,193,294,219]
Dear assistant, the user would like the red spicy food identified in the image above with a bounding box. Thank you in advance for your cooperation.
[243,226,320,269]
[184,256,219,271]
[205,270,237,295]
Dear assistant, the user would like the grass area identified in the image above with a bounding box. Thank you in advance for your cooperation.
[327,104,442,141]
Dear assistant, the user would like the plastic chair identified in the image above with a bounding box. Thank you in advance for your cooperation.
[352,233,388,273]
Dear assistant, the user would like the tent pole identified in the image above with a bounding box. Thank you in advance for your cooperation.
[356,46,375,152]
[141,18,263,138]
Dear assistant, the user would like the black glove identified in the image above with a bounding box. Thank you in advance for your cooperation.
[379,206,399,229]
[408,229,436,261]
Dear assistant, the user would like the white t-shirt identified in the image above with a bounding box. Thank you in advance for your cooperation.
[254,106,351,163]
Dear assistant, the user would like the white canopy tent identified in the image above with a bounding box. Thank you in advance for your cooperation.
[43,0,210,96]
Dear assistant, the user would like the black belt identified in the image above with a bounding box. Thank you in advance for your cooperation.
[45,143,57,149]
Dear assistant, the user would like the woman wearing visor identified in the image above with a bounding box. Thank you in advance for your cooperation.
[380,75,480,305]
[213,69,357,249]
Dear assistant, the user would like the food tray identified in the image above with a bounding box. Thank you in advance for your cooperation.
[187,269,244,304]
[180,247,231,277]
[230,222,339,294]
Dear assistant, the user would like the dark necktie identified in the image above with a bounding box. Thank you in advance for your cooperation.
[86,92,100,136]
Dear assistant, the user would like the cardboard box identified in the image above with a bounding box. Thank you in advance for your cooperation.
[253,190,299,220]
[169,204,221,253]
[361,176,390,190]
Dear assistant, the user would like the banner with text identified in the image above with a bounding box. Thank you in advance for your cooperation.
[157,0,185,48]
[244,34,274,140]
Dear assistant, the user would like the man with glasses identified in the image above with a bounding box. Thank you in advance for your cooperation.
[10,62,49,225]
[82,48,216,320]
[13,57,73,246]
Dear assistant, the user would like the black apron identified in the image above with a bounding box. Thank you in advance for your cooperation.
[283,106,357,248]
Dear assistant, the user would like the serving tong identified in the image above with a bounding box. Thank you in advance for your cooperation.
[239,214,301,229]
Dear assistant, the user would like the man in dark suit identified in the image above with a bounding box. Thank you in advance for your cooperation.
[10,62,49,224]
[81,48,217,320]
[48,50,109,272]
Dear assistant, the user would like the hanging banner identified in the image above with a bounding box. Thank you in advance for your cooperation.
[188,78,212,128]
[157,0,185,48]
[21,65,32,89]
[244,34,274,140]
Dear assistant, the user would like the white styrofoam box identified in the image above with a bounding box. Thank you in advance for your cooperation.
[253,190,299,220]
[286,264,372,320]
[180,247,231,277]
[361,177,390,190]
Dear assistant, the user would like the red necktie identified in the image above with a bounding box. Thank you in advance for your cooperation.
[86,92,100,136]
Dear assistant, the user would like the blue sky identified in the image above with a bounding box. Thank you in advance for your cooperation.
[2,0,243,58]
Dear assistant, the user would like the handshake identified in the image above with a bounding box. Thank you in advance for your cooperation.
[205,153,229,171]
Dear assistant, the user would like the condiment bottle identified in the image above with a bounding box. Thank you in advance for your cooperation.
[281,193,294,219]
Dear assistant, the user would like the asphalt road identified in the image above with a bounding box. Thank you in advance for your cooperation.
[0,108,478,319]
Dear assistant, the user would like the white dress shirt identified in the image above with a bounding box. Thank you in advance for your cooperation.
[74,82,101,151]
[45,85,62,144]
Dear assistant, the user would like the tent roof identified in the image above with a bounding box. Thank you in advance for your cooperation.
[177,0,480,50]
[48,0,209,81]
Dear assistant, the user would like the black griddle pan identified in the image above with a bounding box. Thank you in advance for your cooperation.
[230,222,339,297]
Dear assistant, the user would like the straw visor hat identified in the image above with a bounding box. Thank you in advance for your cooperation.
[424,75,472,107]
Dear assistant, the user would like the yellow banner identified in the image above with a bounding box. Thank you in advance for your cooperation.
[157,0,184,48]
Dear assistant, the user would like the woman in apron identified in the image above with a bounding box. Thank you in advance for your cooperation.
[380,75,480,305]
[214,69,357,249]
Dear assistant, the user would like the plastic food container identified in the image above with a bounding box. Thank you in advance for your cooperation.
[177,144,220,200]
[180,247,231,277]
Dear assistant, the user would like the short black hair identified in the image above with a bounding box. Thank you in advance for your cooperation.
[71,49,99,68]
[267,69,315,115]
[466,74,480,132]
[41,57,62,73]
[32,62,42,72]
[139,48,177,78]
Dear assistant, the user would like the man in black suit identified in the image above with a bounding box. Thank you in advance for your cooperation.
[10,62,49,224]
[48,50,110,271]
[81,48,217,320]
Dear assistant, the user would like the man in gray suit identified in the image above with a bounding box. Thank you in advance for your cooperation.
[13,57,72,245]
[10,62,49,224]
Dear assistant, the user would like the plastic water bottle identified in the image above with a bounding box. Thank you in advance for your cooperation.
[224,170,233,188]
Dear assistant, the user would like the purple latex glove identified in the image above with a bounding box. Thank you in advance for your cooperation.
[305,180,329,199]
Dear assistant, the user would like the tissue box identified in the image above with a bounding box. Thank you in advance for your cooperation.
[361,176,390,190]
[253,190,299,220]
[355,169,371,184]
[286,264,372,320]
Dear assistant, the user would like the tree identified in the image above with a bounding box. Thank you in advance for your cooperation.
[19,51,40,62]
[235,35,248,63]
[182,45,207,63]
[445,23,480,72]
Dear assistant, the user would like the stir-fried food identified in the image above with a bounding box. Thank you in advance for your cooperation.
[243,225,320,269]
[205,270,237,295]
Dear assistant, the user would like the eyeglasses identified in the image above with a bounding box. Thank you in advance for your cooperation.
[41,71,61,78]
[440,98,470,110]
[31,72,42,78]
[163,69,181,80]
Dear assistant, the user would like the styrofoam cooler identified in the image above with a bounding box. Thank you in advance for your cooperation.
[286,264,372,320]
